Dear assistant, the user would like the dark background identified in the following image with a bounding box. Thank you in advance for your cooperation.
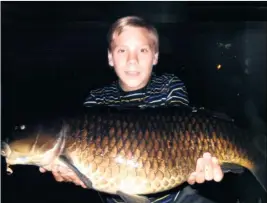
[1,2,267,203]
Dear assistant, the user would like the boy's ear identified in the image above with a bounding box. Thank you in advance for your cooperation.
[153,52,159,65]
[108,50,114,67]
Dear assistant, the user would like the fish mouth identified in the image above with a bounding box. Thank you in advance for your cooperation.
[1,141,13,175]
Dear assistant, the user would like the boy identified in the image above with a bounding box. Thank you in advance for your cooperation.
[40,16,223,203]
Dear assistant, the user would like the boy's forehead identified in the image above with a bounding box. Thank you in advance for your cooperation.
[111,26,154,47]
[115,26,148,35]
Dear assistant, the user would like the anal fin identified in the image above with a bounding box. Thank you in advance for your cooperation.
[116,190,151,203]
[221,163,245,174]
[59,155,92,189]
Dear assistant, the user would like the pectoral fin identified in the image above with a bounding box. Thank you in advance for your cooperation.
[221,163,245,174]
[59,155,92,189]
[116,190,151,203]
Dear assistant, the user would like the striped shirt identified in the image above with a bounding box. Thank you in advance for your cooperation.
[83,72,189,203]
[84,72,189,108]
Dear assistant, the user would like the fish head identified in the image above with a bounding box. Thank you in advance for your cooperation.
[1,122,65,175]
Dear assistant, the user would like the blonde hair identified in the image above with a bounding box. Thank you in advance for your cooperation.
[107,16,159,52]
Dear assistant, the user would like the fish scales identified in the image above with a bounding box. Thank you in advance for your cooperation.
[1,107,264,197]
[57,108,252,194]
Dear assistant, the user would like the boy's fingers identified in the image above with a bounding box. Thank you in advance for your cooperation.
[195,158,205,183]
[187,172,197,185]
[52,172,64,182]
[39,167,46,173]
[212,157,224,182]
[203,154,213,181]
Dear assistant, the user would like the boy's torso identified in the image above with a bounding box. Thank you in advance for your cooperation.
[84,73,190,203]
[84,72,189,108]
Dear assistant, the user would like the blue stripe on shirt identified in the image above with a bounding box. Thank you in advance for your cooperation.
[84,73,189,107]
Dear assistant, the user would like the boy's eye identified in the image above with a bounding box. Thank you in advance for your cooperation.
[140,48,149,53]
[118,49,126,53]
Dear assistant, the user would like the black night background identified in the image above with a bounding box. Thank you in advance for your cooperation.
[1,2,266,203]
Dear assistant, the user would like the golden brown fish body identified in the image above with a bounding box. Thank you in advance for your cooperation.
[1,106,266,198]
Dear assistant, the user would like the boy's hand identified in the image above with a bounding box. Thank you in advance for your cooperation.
[187,152,223,185]
[39,164,87,188]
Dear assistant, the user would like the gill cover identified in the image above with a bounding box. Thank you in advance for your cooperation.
[1,122,68,175]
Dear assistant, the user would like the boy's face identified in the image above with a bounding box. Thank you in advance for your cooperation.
[108,26,158,91]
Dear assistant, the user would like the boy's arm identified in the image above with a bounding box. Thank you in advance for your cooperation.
[83,92,99,107]
[165,75,224,184]
[40,89,105,187]
[83,86,111,107]
[83,84,119,107]
[166,75,189,106]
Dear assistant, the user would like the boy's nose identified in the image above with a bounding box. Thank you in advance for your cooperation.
[127,52,138,64]
[128,59,138,65]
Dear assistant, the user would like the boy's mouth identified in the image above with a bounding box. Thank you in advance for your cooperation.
[125,71,140,76]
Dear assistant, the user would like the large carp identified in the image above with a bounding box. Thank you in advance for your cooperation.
[1,106,266,203]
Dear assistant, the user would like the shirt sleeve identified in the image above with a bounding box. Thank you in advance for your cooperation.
[83,91,99,107]
[83,83,119,107]
[165,74,190,106]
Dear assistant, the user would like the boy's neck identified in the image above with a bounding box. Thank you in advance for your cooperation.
[118,81,147,92]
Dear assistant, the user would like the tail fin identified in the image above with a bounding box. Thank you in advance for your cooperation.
[244,99,267,192]
[244,99,266,134]
[251,134,267,193]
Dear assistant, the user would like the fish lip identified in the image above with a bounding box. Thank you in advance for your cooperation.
[1,141,11,158]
